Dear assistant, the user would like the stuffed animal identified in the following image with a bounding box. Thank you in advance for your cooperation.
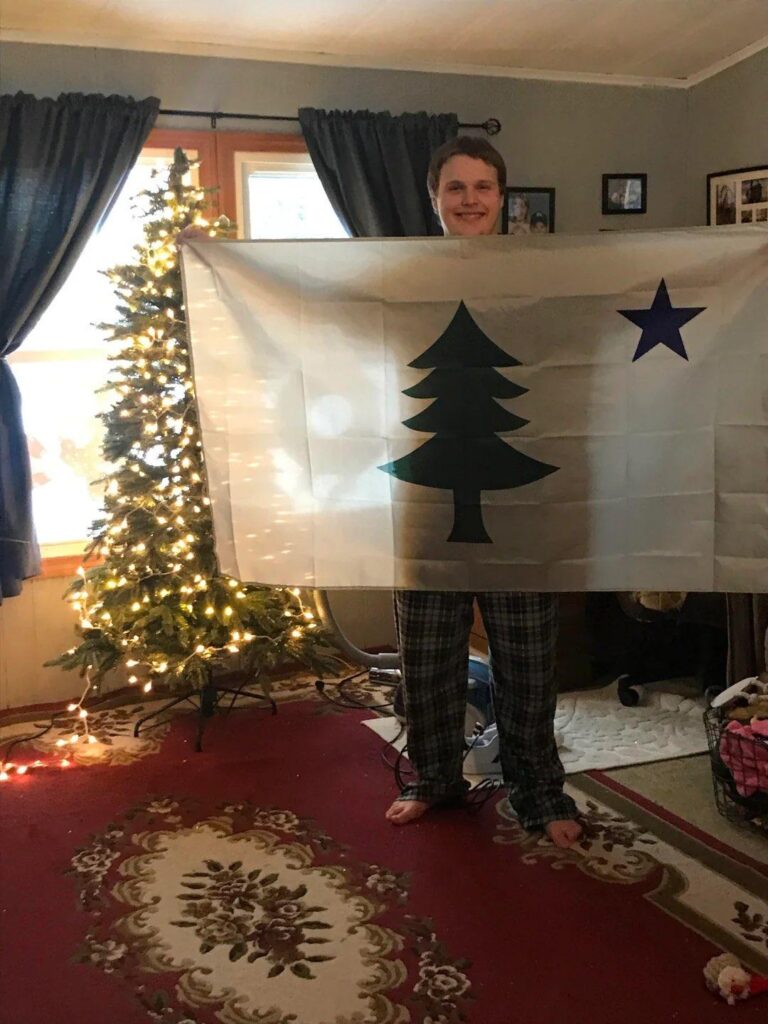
[725,678,768,722]
[704,953,768,1004]
[727,697,768,722]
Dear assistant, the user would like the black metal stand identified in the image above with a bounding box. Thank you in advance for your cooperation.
[133,668,276,752]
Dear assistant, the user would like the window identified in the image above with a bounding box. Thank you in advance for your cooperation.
[234,151,347,239]
[10,146,201,556]
[12,129,338,563]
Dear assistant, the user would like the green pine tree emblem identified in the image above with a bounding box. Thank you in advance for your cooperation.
[380,301,558,543]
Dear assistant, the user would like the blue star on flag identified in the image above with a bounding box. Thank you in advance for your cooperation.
[618,279,706,362]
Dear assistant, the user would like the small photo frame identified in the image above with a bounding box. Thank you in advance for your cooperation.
[502,187,555,234]
[707,166,768,226]
[602,173,647,215]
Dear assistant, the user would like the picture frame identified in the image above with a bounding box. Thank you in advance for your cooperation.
[502,186,555,235]
[602,173,647,215]
[707,165,768,226]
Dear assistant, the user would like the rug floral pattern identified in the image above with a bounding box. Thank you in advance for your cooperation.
[69,797,473,1024]
[494,781,768,976]
[33,703,171,765]
[494,791,660,883]
[0,669,388,770]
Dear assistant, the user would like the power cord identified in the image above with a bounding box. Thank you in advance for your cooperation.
[314,674,397,713]
[313,670,502,813]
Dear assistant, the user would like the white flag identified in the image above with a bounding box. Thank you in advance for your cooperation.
[181,227,768,592]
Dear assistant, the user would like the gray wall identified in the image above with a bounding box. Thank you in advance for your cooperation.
[0,41,691,233]
[6,40,761,661]
[687,48,768,225]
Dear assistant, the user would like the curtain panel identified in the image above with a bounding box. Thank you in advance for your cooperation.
[298,107,458,238]
[0,90,159,599]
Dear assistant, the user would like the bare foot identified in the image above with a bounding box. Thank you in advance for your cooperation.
[385,799,430,825]
[544,819,583,849]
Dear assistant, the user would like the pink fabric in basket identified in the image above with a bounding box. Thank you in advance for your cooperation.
[720,719,768,797]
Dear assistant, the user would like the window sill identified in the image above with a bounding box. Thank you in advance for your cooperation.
[39,542,101,580]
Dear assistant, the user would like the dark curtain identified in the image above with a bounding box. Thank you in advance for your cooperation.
[0,91,159,600]
[726,594,768,683]
[298,107,458,237]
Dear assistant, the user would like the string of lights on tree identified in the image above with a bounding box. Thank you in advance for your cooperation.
[1,149,337,782]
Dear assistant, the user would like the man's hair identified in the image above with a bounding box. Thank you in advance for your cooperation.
[427,136,507,198]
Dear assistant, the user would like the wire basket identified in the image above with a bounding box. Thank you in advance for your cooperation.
[704,706,768,837]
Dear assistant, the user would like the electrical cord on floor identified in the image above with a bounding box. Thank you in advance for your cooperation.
[464,721,485,755]
[340,674,397,712]
[392,734,414,792]
[378,717,503,813]
[379,721,407,773]
[317,669,503,813]
[0,687,124,770]
[1,720,57,768]
[465,777,503,813]
[463,722,503,811]
[314,676,397,714]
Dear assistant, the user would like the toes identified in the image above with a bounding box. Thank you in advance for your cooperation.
[385,801,410,824]
[544,819,584,849]
[385,800,429,825]
[389,808,414,826]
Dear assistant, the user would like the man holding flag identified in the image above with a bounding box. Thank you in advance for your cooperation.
[181,134,768,851]
[383,137,583,849]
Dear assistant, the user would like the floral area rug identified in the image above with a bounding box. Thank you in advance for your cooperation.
[1,698,766,1024]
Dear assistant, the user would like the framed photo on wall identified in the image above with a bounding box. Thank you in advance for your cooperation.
[502,186,555,234]
[707,166,768,226]
[602,173,647,214]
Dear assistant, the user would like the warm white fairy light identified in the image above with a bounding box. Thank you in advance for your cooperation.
[5,156,321,789]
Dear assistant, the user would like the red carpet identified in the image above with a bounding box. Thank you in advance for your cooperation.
[1,699,766,1024]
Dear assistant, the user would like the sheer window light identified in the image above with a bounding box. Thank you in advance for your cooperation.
[234,151,348,240]
[9,150,198,553]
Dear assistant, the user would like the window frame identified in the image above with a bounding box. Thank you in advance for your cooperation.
[38,127,308,577]
[214,130,308,223]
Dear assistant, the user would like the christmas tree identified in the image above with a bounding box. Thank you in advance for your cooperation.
[380,301,558,543]
[48,149,337,699]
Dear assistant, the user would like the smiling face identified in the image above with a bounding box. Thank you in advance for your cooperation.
[511,194,529,221]
[432,154,504,237]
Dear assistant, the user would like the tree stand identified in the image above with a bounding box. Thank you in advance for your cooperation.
[133,667,276,752]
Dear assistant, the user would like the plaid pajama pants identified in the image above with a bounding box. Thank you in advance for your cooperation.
[394,590,577,830]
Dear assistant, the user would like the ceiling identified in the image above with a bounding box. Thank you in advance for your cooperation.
[2,0,768,87]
